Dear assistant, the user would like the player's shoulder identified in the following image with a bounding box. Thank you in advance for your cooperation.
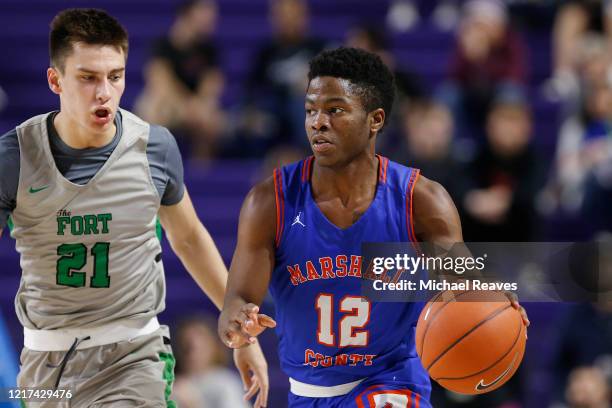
[148,123,175,149]
[0,128,20,187]
[0,127,20,157]
[0,128,19,148]
[238,175,277,241]
[118,108,152,130]
[382,158,421,194]
[245,156,309,210]
[119,108,174,141]
[276,156,313,189]
[14,112,53,133]
[412,173,458,224]
[244,176,276,215]
[0,113,56,165]
[146,125,182,174]
[120,109,177,149]
[413,174,452,206]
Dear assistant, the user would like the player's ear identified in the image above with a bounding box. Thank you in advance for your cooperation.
[369,108,385,134]
[47,67,62,95]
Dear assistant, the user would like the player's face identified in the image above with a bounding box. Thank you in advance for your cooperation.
[305,76,382,167]
[48,42,126,136]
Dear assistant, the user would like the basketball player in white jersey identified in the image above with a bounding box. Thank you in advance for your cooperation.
[0,8,268,407]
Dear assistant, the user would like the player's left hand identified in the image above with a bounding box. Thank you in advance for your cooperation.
[233,340,269,408]
[505,291,530,331]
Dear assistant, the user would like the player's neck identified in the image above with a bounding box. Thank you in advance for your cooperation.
[311,154,379,206]
[53,112,116,150]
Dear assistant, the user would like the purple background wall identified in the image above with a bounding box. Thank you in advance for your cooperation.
[0,1,586,407]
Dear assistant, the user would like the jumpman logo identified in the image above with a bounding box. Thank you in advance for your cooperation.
[291,212,306,227]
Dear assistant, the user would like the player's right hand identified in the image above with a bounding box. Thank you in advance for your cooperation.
[219,303,277,349]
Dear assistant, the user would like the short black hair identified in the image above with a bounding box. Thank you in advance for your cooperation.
[49,9,128,72]
[308,47,395,119]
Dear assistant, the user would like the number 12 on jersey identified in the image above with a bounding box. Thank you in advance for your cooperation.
[316,294,371,347]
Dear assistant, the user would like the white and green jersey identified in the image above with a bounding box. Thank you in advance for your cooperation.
[8,109,182,330]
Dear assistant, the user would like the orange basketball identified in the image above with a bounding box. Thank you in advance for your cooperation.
[415,290,527,395]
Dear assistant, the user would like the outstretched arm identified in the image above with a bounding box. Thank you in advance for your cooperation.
[159,188,270,407]
[217,177,278,408]
[218,177,278,348]
[159,188,227,309]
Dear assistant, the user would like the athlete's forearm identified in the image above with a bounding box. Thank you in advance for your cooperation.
[171,223,227,310]
[221,277,266,322]
[221,257,271,321]
[222,292,249,314]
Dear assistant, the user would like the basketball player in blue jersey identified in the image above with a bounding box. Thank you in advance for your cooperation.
[0,9,268,407]
[219,47,529,407]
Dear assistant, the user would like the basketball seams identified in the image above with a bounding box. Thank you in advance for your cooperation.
[432,308,524,381]
[425,304,513,371]
[418,290,473,363]
[417,290,447,359]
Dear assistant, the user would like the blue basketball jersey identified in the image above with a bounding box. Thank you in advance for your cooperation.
[270,156,430,390]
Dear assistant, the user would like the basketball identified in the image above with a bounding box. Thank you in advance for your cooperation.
[416,290,527,395]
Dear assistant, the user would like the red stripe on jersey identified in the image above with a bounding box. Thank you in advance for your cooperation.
[382,157,389,183]
[306,156,314,182]
[301,159,308,183]
[405,169,421,252]
[273,168,285,247]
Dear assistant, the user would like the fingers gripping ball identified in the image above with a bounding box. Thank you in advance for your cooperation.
[415,290,527,395]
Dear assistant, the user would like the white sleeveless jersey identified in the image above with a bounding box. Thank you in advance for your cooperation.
[10,109,165,330]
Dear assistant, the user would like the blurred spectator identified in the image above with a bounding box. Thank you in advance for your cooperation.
[543,42,612,214]
[237,0,325,156]
[172,316,249,408]
[549,302,612,407]
[547,31,612,115]
[582,159,612,234]
[436,0,528,141]
[386,0,462,32]
[461,93,545,241]
[546,0,612,102]
[565,366,610,408]
[135,0,227,159]
[506,0,558,33]
[387,100,468,203]
[345,24,425,104]
[345,24,427,155]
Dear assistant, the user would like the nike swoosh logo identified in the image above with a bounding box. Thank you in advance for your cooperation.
[475,352,519,392]
[29,185,49,194]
